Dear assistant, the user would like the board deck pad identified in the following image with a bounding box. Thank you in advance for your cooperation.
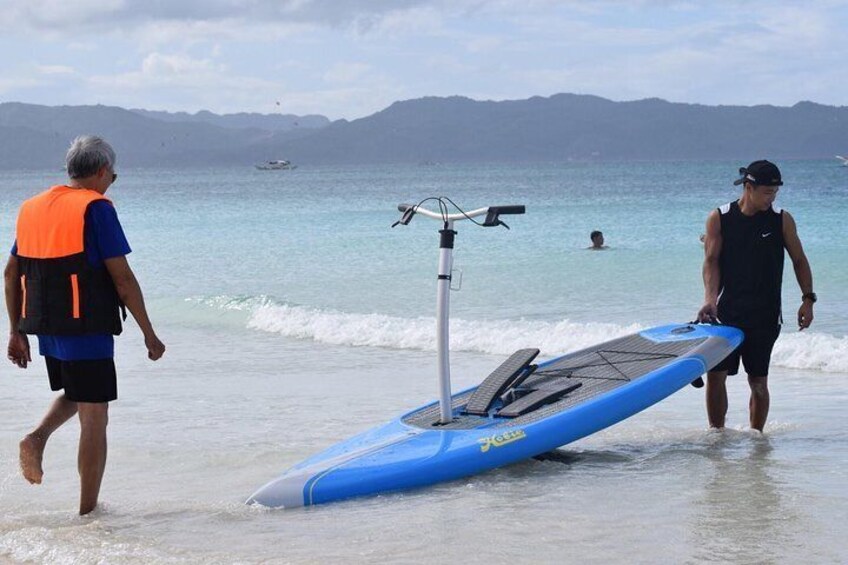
[402,333,706,429]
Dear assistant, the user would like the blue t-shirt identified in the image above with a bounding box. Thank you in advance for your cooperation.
[11,199,132,360]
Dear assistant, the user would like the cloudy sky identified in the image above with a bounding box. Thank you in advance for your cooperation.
[0,0,846,119]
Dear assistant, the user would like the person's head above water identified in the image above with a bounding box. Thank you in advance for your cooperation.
[589,230,605,249]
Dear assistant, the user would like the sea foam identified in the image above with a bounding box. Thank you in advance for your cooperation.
[240,300,848,373]
[247,301,643,357]
[770,331,848,373]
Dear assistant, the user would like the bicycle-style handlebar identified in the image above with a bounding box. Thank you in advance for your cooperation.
[394,202,525,228]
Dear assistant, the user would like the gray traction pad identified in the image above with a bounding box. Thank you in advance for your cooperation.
[402,333,708,430]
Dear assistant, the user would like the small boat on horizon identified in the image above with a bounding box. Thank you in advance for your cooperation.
[837,155,848,166]
[256,159,297,170]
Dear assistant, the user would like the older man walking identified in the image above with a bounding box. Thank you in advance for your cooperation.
[4,135,165,514]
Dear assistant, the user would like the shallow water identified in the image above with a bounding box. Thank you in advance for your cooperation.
[1,327,845,564]
[1,161,846,563]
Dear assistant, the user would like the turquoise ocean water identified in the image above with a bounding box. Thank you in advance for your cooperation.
[0,161,846,563]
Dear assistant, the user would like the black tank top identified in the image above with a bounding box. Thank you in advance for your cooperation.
[717,201,785,328]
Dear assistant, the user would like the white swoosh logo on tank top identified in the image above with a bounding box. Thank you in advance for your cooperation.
[761,232,772,238]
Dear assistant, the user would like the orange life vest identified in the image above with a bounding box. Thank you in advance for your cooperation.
[15,185,123,335]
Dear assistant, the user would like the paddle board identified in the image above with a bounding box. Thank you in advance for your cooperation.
[247,322,742,508]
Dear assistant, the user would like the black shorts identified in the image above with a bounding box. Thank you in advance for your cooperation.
[711,326,781,378]
[46,357,117,403]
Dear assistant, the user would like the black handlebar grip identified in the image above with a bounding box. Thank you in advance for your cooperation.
[490,205,525,215]
[483,205,525,227]
[393,203,417,227]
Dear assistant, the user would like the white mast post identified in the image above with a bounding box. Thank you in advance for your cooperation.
[394,202,523,425]
[436,220,456,424]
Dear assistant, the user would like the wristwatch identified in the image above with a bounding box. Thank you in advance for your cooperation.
[802,292,817,303]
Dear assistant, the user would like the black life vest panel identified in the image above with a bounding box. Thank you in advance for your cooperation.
[15,185,124,335]
[716,200,785,328]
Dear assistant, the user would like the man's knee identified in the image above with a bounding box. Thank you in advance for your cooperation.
[77,403,109,430]
[707,371,728,385]
[748,376,769,397]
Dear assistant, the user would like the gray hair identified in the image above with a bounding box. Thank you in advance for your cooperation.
[65,135,116,179]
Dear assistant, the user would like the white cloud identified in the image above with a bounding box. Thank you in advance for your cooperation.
[1,1,847,117]
[0,76,44,95]
[66,41,98,52]
[81,51,301,114]
[140,53,218,77]
[0,0,431,34]
[360,4,446,37]
[127,19,313,50]
[424,54,473,74]
[36,65,76,75]
[323,63,371,85]
[0,0,125,32]
[465,36,504,54]
[91,52,244,90]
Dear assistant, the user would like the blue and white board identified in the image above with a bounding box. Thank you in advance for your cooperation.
[247,323,742,508]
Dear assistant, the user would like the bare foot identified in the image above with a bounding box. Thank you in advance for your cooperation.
[19,433,45,485]
[79,501,98,516]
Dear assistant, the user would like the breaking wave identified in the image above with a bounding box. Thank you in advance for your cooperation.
[193,296,848,373]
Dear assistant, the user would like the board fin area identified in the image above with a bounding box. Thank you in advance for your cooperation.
[463,348,539,416]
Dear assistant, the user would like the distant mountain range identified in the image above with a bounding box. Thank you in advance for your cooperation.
[129,108,329,131]
[0,94,846,169]
[0,102,328,169]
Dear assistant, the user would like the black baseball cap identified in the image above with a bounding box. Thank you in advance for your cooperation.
[733,160,783,186]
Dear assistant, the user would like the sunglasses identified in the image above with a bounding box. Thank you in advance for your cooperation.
[100,166,118,183]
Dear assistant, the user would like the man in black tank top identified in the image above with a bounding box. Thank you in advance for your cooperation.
[696,160,815,431]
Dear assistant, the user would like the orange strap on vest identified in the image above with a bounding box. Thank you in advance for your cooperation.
[20,275,26,318]
[15,186,110,259]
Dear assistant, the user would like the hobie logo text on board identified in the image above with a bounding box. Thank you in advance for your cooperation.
[478,430,527,452]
